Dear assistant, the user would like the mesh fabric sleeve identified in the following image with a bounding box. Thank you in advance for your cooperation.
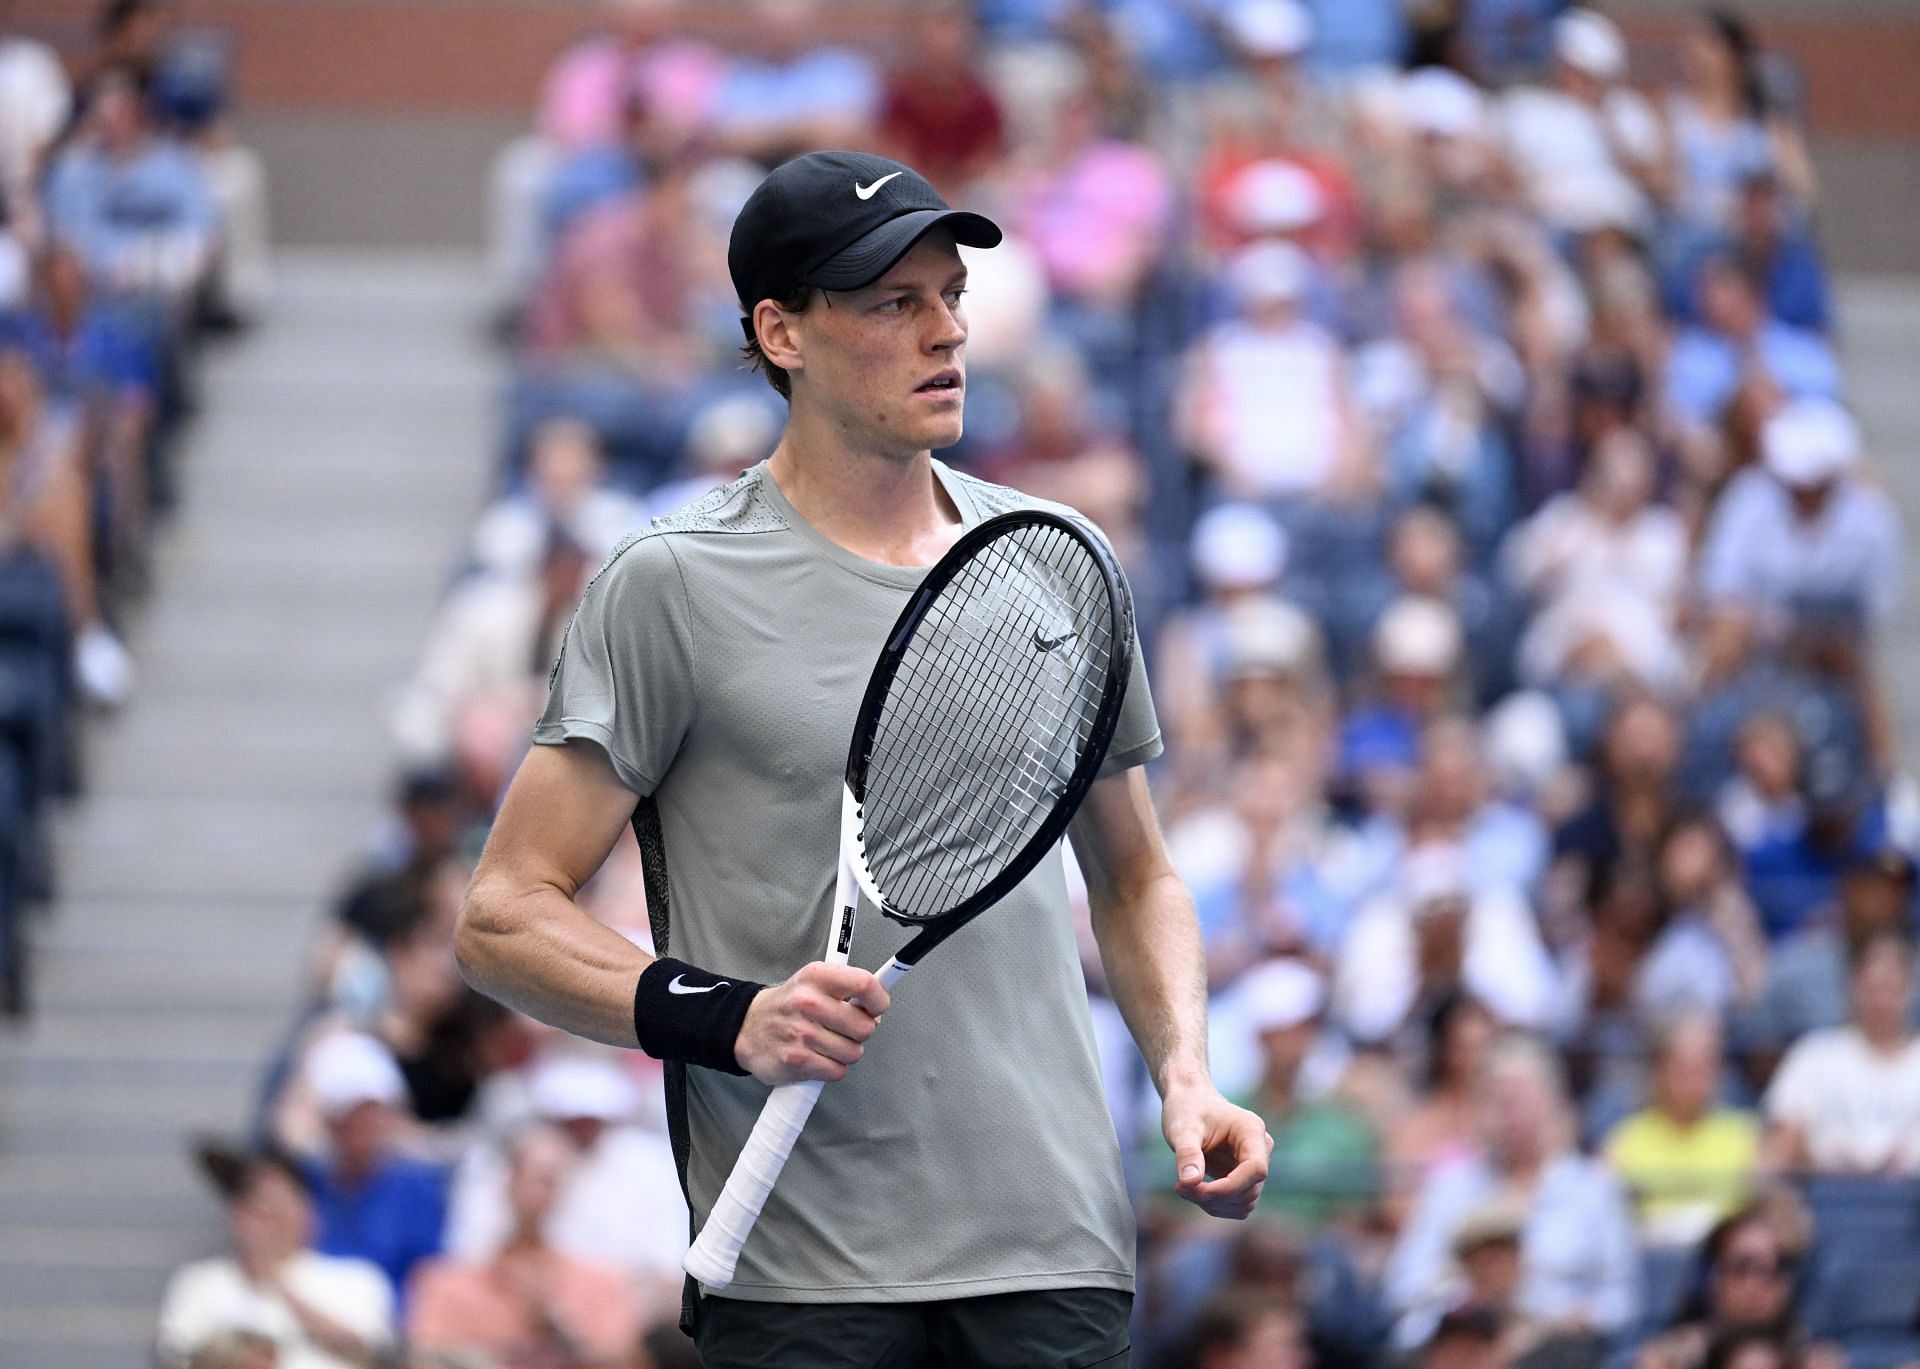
[533,533,696,796]
[1097,580,1162,778]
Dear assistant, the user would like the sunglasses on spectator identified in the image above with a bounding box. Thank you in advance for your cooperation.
[1719,1255,1794,1279]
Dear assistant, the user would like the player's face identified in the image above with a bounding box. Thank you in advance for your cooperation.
[792,230,970,458]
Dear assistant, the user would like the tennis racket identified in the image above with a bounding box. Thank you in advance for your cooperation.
[682,508,1135,1290]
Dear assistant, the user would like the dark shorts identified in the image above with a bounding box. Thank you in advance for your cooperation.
[693,1286,1132,1369]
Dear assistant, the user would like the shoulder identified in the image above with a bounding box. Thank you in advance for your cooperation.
[294,1250,392,1299]
[939,464,1114,549]
[587,469,789,586]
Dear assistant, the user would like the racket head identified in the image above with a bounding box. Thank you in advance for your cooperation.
[842,509,1134,927]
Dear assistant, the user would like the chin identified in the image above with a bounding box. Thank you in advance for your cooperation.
[920,416,966,451]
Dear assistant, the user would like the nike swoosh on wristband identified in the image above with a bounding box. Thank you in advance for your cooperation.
[854,171,904,200]
[668,975,728,995]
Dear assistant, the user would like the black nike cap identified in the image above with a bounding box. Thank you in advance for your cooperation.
[728,151,1002,327]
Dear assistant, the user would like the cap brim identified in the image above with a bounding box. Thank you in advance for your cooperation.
[803,208,1002,292]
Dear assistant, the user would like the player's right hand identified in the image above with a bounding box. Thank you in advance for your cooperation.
[734,962,889,1085]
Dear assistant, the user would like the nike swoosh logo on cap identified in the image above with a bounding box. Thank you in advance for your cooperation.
[854,171,904,200]
[668,975,728,995]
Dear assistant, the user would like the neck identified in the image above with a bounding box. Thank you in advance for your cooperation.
[766,414,961,565]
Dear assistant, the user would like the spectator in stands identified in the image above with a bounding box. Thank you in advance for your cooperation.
[1753,846,1919,1050]
[1551,692,1683,922]
[1401,717,1550,901]
[1717,712,1825,939]
[1156,502,1294,766]
[1605,1013,1760,1246]
[1671,171,1828,335]
[1167,750,1358,983]
[1165,958,1378,1227]
[44,65,216,308]
[1012,78,1172,396]
[1498,9,1663,238]
[1337,597,1467,815]
[292,1032,448,1300]
[1174,1290,1314,1369]
[1181,240,1365,502]
[1333,508,1512,707]
[20,243,161,592]
[0,326,134,703]
[1666,257,1839,430]
[445,1053,688,1307]
[518,146,746,488]
[1417,1302,1512,1369]
[1205,596,1333,789]
[1333,841,1557,1044]
[150,30,270,329]
[1388,1034,1640,1346]
[1387,992,1500,1213]
[389,524,592,771]
[1359,260,1523,554]
[1504,426,1687,693]
[708,0,879,162]
[468,417,644,579]
[1696,399,1899,697]
[1660,11,1816,234]
[156,1141,393,1369]
[1763,929,1920,1174]
[408,1123,639,1365]
[1636,1201,1836,1369]
[877,3,1005,194]
[0,23,70,223]
[1642,813,1770,1019]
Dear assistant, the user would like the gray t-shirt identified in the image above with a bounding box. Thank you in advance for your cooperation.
[534,459,1162,1303]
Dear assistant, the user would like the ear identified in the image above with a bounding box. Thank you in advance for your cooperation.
[754,299,805,376]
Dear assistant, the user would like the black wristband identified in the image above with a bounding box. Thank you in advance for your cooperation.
[632,958,765,1076]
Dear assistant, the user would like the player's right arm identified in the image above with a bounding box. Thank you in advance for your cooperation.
[456,739,886,1075]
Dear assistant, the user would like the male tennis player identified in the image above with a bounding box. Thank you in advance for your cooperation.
[457,151,1270,1365]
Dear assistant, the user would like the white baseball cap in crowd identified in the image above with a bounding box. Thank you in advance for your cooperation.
[1222,597,1323,680]
[1229,238,1313,305]
[528,1053,640,1123]
[1192,502,1289,590]
[1483,690,1569,794]
[1763,397,1862,488]
[1374,596,1463,677]
[1401,66,1486,140]
[306,1032,407,1119]
[1400,842,1472,911]
[1553,9,1628,81]
[1229,159,1325,236]
[1241,958,1326,1034]
[1228,0,1314,60]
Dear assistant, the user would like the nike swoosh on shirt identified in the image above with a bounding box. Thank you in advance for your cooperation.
[668,975,728,995]
[854,172,904,200]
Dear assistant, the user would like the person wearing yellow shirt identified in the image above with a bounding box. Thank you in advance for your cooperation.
[1605,1013,1759,1246]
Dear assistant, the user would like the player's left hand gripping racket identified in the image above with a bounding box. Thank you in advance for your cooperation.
[683,509,1135,1290]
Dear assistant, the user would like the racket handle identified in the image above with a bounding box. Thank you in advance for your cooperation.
[684,1076,828,1289]
[875,955,912,990]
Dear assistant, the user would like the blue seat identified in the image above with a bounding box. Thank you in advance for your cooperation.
[1807,1253,1920,1340]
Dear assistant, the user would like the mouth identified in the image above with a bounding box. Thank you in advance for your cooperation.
[915,370,963,396]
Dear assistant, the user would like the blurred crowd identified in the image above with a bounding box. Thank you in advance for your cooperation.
[125,0,1920,1366]
[0,0,267,1011]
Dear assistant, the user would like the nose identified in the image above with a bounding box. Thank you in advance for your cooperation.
[925,297,966,353]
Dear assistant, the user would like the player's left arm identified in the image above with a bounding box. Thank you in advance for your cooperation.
[1070,766,1271,1220]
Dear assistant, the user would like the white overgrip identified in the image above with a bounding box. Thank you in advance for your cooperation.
[682,1076,828,1288]
[683,814,870,1290]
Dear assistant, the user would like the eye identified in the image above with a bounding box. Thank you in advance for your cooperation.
[876,297,908,314]
[945,288,968,307]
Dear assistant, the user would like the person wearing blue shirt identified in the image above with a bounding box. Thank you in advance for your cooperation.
[297,1033,448,1304]
[43,68,216,300]
[1666,255,1838,427]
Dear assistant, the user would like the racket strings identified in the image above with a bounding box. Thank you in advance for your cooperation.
[862,521,1117,919]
